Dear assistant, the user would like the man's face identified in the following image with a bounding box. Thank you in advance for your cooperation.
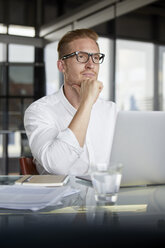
[60,38,100,87]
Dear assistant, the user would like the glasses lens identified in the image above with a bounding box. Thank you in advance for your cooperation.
[93,53,104,64]
[77,52,89,63]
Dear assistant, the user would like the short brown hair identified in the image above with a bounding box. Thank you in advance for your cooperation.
[57,28,99,59]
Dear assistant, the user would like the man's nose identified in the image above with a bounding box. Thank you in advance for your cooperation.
[85,56,94,68]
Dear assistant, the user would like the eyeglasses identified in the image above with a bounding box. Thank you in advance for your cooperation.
[61,51,105,64]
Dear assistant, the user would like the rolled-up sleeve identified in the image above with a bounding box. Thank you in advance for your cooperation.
[24,107,83,175]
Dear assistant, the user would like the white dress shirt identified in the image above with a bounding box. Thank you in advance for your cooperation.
[24,85,117,175]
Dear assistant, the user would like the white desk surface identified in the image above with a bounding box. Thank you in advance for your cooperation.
[0,175,164,247]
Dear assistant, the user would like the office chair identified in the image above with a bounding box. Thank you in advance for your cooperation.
[19,157,39,175]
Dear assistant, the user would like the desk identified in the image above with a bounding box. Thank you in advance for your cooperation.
[0,176,165,247]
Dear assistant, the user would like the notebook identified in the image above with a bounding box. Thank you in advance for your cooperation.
[110,111,165,186]
[15,175,69,187]
[77,111,165,187]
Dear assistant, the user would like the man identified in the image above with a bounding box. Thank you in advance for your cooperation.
[24,28,117,175]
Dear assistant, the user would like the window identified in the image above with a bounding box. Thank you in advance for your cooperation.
[44,41,60,95]
[9,65,34,96]
[0,43,6,62]
[159,46,165,110]
[9,98,23,129]
[98,37,111,100]
[116,40,154,111]
[9,44,34,63]
[8,131,21,158]
[163,52,165,110]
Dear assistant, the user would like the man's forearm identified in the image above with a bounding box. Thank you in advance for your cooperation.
[68,100,93,147]
[69,79,103,147]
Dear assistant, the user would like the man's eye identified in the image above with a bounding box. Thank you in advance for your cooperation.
[80,53,87,57]
[94,55,99,61]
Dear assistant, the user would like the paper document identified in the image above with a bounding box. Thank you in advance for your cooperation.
[0,185,80,211]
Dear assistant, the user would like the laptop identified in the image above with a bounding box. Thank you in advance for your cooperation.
[77,111,165,187]
[110,111,165,186]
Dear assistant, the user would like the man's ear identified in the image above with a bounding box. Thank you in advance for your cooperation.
[57,60,65,72]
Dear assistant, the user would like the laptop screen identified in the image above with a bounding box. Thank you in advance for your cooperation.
[110,111,165,186]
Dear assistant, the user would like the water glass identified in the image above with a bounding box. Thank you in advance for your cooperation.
[91,163,123,204]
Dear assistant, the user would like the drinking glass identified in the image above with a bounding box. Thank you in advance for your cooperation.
[91,163,123,204]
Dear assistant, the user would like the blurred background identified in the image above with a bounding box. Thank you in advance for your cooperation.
[0,0,165,174]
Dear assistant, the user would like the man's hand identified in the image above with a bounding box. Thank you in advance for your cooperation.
[72,79,103,106]
[68,79,103,147]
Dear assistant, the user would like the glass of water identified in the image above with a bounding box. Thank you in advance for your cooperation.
[91,163,123,204]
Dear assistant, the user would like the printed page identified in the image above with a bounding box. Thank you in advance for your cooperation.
[0,185,79,211]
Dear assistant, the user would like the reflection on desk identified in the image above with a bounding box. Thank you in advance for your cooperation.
[45,204,147,214]
[0,175,165,247]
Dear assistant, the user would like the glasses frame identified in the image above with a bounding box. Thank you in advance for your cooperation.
[61,51,105,64]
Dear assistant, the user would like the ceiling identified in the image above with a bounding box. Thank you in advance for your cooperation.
[0,0,164,28]
[0,0,165,46]
[0,0,101,27]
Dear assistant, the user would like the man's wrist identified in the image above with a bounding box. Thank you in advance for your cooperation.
[80,98,94,110]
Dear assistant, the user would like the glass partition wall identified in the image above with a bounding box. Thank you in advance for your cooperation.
[116,40,154,111]
[0,43,35,174]
[0,41,45,174]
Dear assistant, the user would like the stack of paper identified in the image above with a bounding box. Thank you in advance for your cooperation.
[0,185,79,211]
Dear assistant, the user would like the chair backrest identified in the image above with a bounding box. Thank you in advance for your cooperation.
[19,157,39,175]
